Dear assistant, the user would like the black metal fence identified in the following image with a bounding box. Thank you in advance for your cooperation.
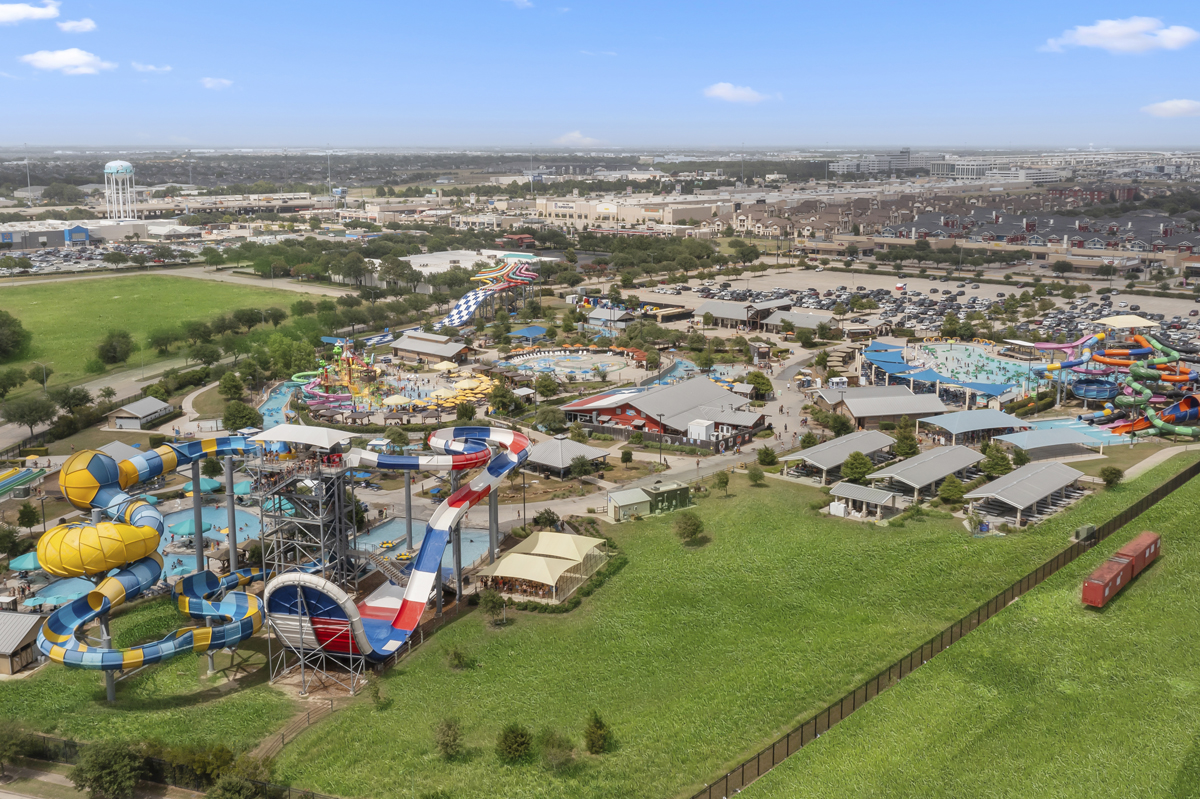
[687,457,1200,799]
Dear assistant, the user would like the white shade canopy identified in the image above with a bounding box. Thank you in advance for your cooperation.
[250,424,355,449]
[477,553,576,586]
[509,531,605,562]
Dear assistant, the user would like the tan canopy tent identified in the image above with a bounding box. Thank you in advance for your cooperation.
[510,531,605,562]
[478,553,576,586]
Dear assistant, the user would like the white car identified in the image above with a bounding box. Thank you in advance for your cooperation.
[1118,301,1129,307]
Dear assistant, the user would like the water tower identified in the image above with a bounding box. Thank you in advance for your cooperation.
[103,160,138,220]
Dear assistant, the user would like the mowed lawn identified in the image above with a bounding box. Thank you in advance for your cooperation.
[0,275,301,387]
[741,470,1200,799]
[1,598,295,752]
[273,458,1199,799]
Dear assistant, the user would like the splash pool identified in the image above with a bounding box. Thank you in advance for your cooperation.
[1027,416,1126,444]
[920,343,1043,387]
[359,518,491,567]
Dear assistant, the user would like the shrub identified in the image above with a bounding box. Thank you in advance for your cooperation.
[621,450,633,465]
[70,741,145,799]
[536,728,576,771]
[840,451,873,483]
[878,421,896,431]
[674,510,703,541]
[584,710,611,754]
[938,474,966,504]
[629,431,644,445]
[446,646,476,670]
[149,434,166,448]
[757,447,778,466]
[1100,466,1125,488]
[496,722,534,763]
[747,465,765,486]
[434,717,463,761]
[533,508,560,529]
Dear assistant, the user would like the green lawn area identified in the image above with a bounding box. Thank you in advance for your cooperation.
[1,598,294,752]
[191,383,227,420]
[45,427,154,457]
[0,275,303,391]
[741,468,1200,799]
[272,455,1200,799]
[1070,438,1176,478]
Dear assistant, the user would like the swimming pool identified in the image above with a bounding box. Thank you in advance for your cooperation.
[656,356,738,384]
[1027,416,1126,444]
[162,507,262,542]
[921,343,1043,388]
[359,518,491,568]
[515,352,630,377]
[257,383,296,429]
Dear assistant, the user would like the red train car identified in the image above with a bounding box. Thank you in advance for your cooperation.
[1082,531,1161,608]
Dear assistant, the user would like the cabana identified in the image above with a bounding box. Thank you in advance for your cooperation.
[780,430,894,484]
[478,552,584,603]
[828,481,899,520]
[964,462,1085,525]
[916,409,1030,446]
[869,445,985,501]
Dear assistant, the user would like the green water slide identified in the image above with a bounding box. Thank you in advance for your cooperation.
[1120,336,1200,438]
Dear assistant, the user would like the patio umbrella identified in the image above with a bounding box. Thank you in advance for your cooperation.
[432,361,458,372]
[182,478,221,493]
[408,398,428,407]
[232,481,253,495]
[8,551,39,571]
[429,388,456,399]
[382,395,414,406]
[170,519,214,536]
[455,379,481,390]
[138,494,159,505]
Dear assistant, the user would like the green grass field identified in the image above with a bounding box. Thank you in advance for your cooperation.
[741,470,1200,799]
[1,598,294,752]
[271,456,1200,799]
[0,275,302,390]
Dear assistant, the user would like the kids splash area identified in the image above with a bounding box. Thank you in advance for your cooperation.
[863,314,1200,442]
[28,422,575,696]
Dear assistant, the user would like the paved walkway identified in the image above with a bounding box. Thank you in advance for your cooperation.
[1125,442,1200,479]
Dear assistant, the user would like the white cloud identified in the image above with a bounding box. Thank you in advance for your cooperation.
[0,1,59,25]
[503,0,532,7]
[56,17,94,32]
[200,77,232,89]
[19,48,114,75]
[131,62,171,73]
[1044,17,1199,53]
[703,82,767,104]
[1142,99,1200,118]
[554,131,599,146]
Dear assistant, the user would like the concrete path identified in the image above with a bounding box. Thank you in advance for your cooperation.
[1124,442,1200,479]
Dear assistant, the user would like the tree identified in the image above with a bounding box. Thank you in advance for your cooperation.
[827,414,854,437]
[290,300,316,318]
[569,454,593,481]
[144,384,169,402]
[747,465,765,486]
[96,330,136,364]
[534,373,558,400]
[218,371,245,402]
[479,588,506,626]
[17,501,39,532]
[264,307,288,328]
[202,456,224,479]
[982,446,1012,478]
[0,367,26,399]
[189,342,221,367]
[102,251,129,268]
[938,474,965,504]
[757,447,778,466]
[893,425,919,458]
[1,395,57,437]
[204,774,262,799]
[695,350,715,370]
[496,723,534,763]
[840,451,873,483]
[201,247,225,268]
[223,400,263,431]
[584,710,611,755]
[1050,260,1074,281]
[1012,447,1031,467]
[98,386,117,404]
[0,310,33,361]
[48,386,92,414]
[0,720,24,778]
[621,449,633,467]
[69,741,146,799]
[533,508,560,529]
[568,422,587,443]
[714,470,730,496]
[702,311,715,327]
[800,432,818,449]
[455,401,476,422]
[1100,466,1125,488]
[129,254,148,269]
[674,510,703,541]
[146,327,180,355]
[744,370,773,398]
[534,405,566,431]
[434,717,464,761]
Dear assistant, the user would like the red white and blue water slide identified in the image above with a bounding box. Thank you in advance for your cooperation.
[263,427,529,661]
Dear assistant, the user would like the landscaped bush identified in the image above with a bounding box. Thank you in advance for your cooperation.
[496,723,533,763]
[757,448,778,466]
[434,718,463,761]
[584,710,612,755]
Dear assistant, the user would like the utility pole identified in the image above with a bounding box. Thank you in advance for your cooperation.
[24,143,32,207]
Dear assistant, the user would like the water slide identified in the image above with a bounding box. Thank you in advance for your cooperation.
[263,426,530,661]
[1034,333,1104,374]
[36,438,269,670]
[1108,335,1200,437]
[434,258,539,330]
[0,467,44,497]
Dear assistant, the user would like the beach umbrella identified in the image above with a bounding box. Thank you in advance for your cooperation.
[382,395,414,406]
[170,519,214,535]
[8,551,39,571]
[429,388,456,399]
[233,481,253,496]
[454,379,481,390]
[182,478,221,494]
[432,361,458,372]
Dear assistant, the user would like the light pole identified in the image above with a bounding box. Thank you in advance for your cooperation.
[31,362,49,395]
[38,494,47,534]
[657,413,665,465]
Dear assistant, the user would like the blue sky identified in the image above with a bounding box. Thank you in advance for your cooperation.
[3,0,1200,148]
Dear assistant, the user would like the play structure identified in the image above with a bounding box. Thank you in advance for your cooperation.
[263,426,529,674]
[434,256,539,329]
[1034,332,1200,438]
[35,439,268,671]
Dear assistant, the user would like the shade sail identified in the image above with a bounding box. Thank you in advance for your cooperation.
[1095,314,1159,329]
[232,481,253,495]
[432,361,458,371]
[182,478,221,493]
[509,532,605,562]
[382,395,415,406]
[250,424,355,449]
[476,553,576,586]
[169,519,213,535]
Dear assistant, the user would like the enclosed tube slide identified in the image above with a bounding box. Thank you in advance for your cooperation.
[263,426,530,661]
[1109,336,1200,437]
[36,438,269,670]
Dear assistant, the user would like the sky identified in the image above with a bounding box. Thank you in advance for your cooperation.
[3,0,1200,149]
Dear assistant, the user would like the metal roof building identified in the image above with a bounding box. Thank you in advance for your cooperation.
[993,428,1103,451]
[0,611,46,675]
[829,481,899,520]
[526,434,610,477]
[869,445,984,500]
[781,430,894,481]
[917,409,1030,444]
[815,385,947,429]
[964,462,1084,524]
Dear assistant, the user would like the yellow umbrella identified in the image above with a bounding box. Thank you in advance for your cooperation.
[429,388,456,398]
[455,379,481,390]
[382,395,415,407]
[432,361,458,372]
[408,398,428,407]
